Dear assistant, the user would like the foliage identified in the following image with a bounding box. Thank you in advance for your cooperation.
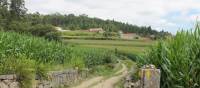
[83,48,118,68]
[10,0,27,20]
[0,32,118,87]
[138,25,200,88]
[90,65,114,76]
[1,0,170,40]
[29,24,60,41]
[7,21,30,32]
[0,31,117,68]
[26,13,170,38]
[0,0,60,41]
[64,39,153,55]
[0,31,71,64]
[103,31,119,38]
[61,30,98,36]
[29,24,55,36]
[0,56,36,88]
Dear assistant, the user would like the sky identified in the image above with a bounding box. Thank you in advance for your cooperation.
[25,0,200,34]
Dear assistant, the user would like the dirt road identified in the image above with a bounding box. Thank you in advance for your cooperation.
[72,64,128,88]
[91,64,128,88]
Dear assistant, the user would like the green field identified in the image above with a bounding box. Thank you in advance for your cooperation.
[64,39,154,55]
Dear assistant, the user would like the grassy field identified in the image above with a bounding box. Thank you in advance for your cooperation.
[64,39,154,55]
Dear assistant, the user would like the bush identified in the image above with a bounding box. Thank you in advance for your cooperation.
[138,25,200,88]
[45,32,61,41]
[7,21,30,32]
[29,24,60,41]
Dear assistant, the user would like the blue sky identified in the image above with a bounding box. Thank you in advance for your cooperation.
[25,0,200,34]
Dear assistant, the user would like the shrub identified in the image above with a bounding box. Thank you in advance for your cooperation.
[7,21,30,32]
[45,32,61,41]
[138,25,200,88]
[29,24,60,40]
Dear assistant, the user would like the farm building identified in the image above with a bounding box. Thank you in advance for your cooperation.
[88,28,105,33]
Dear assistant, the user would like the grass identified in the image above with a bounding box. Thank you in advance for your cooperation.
[61,30,99,36]
[64,39,153,55]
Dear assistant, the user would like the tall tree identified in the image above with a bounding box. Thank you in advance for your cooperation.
[0,0,9,29]
[0,0,9,18]
[10,0,27,20]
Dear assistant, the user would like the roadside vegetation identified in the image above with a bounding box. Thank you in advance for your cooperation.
[0,31,118,87]
[138,25,200,88]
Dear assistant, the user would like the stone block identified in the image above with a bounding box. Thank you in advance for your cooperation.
[0,75,17,80]
[9,82,19,88]
[140,67,160,88]
[0,82,9,88]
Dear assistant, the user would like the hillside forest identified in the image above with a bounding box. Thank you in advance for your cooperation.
[0,0,170,41]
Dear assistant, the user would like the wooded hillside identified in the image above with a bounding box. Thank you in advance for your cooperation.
[27,13,170,38]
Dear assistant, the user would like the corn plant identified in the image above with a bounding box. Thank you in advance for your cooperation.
[0,31,118,88]
[0,31,117,74]
[138,25,200,88]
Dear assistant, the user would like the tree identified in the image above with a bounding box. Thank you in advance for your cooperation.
[0,0,9,18]
[10,0,27,20]
[0,0,9,29]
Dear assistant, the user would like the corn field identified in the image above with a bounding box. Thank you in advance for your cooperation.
[138,25,200,88]
[0,31,117,87]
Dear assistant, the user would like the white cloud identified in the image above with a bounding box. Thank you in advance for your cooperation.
[25,0,200,33]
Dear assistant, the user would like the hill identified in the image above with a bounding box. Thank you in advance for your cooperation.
[27,13,170,39]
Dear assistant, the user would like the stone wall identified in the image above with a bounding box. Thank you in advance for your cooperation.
[0,69,88,88]
[36,69,88,88]
[0,74,19,88]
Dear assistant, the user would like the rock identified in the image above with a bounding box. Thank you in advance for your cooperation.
[0,75,17,80]
[0,82,9,88]
[9,82,19,88]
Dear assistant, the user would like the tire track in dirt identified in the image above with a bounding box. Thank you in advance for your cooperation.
[90,64,128,88]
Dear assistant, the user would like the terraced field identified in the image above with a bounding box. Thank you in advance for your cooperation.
[64,39,154,55]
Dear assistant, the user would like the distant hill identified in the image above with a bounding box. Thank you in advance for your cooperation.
[27,13,171,39]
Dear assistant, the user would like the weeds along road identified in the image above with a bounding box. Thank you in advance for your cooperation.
[72,64,128,88]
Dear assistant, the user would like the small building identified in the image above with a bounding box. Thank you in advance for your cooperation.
[88,28,104,33]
